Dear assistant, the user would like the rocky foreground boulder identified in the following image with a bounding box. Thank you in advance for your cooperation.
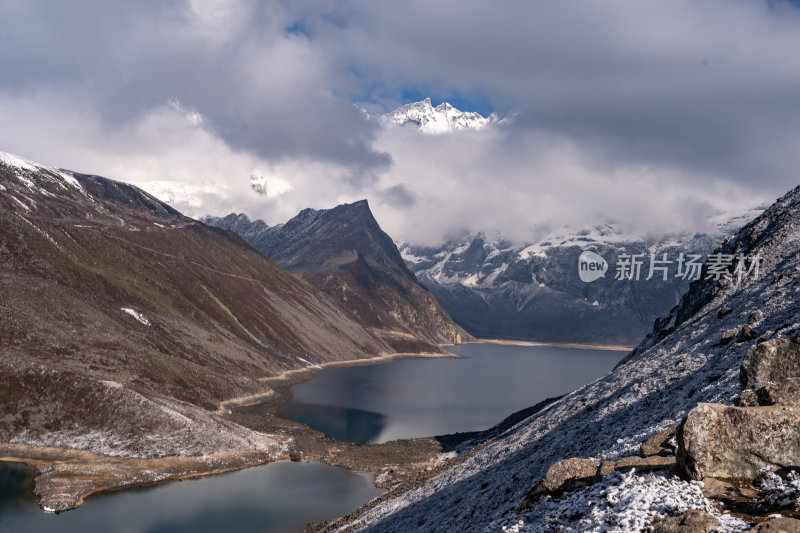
[680,335,800,480]
[752,517,800,532]
[679,403,800,480]
[651,510,719,533]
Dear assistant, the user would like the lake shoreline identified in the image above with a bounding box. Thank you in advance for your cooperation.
[0,442,284,513]
[470,338,634,352]
[222,350,463,494]
[218,350,461,414]
[0,341,626,517]
[0,350,462,514]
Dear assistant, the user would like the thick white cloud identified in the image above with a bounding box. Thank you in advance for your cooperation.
[0,0,796,244]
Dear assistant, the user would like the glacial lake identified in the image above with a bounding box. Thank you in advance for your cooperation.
[0,461,383,533]
[279,342,626,444]
[0,342,626,532]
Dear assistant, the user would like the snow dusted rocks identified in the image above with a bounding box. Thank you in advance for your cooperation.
[489,471,747,533]
[639,425,678,457]
[741,336,800,391]
[679,334,800,481]
[524,448,677,506]
[597,454,676,477]
[679,403,800,480]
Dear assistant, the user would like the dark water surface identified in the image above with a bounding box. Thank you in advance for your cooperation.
[0,342,625,532]
[279,342,626,444]
[0,461,383,533]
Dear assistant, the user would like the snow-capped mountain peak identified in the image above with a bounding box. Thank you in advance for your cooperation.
[383,98,499,134]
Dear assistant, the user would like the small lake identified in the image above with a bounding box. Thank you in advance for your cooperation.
[0,461,383,533]
[279,342,626,444]
[0,342,625,532]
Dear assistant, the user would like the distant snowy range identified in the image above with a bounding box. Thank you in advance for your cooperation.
[397,208,763,345]
[380,97,503,134]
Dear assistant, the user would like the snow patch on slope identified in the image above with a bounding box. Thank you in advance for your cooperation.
[489,471,748,533]
[121,307,151,326]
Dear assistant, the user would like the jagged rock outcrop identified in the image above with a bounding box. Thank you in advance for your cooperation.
[204,204,469,346]
[524,434,679,504]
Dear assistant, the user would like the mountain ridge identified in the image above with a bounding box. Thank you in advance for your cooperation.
[204,201,468,345]
[0,150,403,460]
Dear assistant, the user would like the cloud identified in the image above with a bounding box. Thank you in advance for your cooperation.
[377,184,417,208]
[0,1,389,174]
[368,124,758,245]
[0,0,798,244]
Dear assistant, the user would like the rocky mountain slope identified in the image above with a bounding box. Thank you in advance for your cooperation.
[204,202,467,345]
[0,151,401,459]
[400,211,763,345]
[326,185,800,532]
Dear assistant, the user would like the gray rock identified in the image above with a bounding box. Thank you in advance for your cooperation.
[756,378,800,407]
[651,510,719,533]
[753,517,800,532]
[733,389,759,407]
[749,310,764,325]
[530,457,600,497]
[718,307,732,318]
[721,329,737,344]
[598,455,675,477]
[737,324,756,342]
[640,426,678,457]
[679,403,800,480]
[741,336,800,390]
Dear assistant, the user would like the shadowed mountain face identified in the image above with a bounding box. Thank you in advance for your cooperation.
[0,154,401,457]
[204,202,467,345]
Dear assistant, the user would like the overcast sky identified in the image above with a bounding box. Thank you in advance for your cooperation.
[1,0,799,244]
